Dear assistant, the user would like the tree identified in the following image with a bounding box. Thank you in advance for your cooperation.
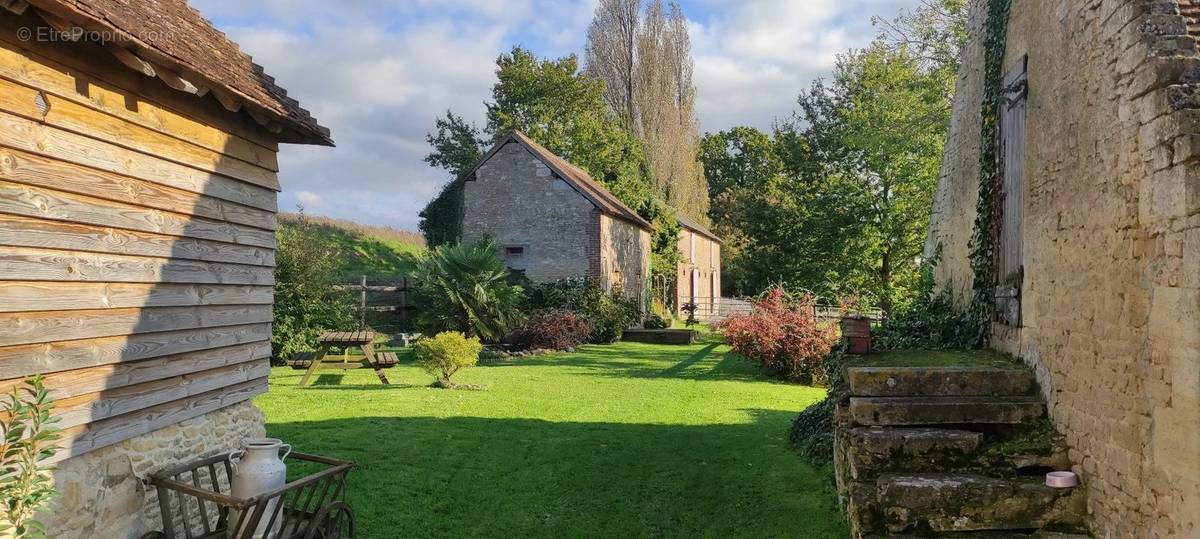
[586,0,708,222]
[781,42,951,313]
[873,0,967,85]
[419,112,487,248]
[406,239,524,342]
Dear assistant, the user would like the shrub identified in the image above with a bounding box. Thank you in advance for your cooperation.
[873,247,977,350]
[0,376,61,537]
[715,287,838,383]
[513,309,592,351]
[273,211,355,362]
[525,279,638,344]
[413,331,484,388]
[788,397,835,465]
[407,239,524,342]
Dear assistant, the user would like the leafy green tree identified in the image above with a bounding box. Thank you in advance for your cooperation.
[406,239,524,341]
[783,42,951,313]
[273,211,355,360]
[419,112,487,248]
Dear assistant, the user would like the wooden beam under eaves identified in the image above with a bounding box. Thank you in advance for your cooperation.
[156,68,200,95]
[107,47,155,77]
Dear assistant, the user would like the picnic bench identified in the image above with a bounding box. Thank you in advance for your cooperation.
[295,330,392,386]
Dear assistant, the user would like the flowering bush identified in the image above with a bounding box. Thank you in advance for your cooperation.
[512,309,593,351]
[716,287,838,383]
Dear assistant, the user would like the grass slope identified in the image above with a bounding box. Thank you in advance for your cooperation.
[279,213,424,279]
[258,339,846,538]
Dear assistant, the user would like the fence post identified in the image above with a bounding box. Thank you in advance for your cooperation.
[360,275,367,329]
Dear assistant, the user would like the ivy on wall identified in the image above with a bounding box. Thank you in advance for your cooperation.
[966,0,1012,347]
[419,179,466,247]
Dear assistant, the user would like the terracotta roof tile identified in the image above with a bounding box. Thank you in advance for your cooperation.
[26,0,330,145]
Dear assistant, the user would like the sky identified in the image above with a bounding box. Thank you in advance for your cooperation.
[190,0,921,231]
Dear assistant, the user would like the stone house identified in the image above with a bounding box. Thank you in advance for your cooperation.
[0,1,328,537]
[675,213,722,318]
[925,0,1200,535]
[462,130,653,300]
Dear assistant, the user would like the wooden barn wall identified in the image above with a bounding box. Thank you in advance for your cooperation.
[0,17,279,461]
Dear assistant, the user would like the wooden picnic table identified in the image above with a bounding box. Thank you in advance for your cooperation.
[298,330,391,386]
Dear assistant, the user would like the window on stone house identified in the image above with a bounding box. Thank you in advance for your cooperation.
[995,55,1028,326]
[689,231,695,263]
[504,246,524,257]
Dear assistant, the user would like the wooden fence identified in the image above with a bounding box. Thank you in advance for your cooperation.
[333,276,415,335]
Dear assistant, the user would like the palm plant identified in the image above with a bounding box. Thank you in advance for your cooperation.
[407,240,524,341]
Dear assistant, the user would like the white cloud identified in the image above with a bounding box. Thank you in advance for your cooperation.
[188,0,921,229]
[689,0,914,133]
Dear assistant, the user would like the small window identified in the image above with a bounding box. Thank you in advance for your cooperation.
[504,246,524,257]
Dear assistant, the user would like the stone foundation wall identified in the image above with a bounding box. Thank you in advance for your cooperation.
[927,1,1200,536]
[44,401,265,539]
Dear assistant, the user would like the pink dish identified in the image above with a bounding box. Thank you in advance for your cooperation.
[1046,471,1078,488]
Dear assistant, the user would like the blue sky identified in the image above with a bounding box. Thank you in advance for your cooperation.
[190,0,922,230]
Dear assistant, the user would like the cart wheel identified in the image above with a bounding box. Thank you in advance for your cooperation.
[304,501,355,539]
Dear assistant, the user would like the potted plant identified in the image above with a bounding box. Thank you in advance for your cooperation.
[838,294,872,355]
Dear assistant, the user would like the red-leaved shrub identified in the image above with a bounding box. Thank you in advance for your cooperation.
[716,287,838,383]
[513,309,593,351]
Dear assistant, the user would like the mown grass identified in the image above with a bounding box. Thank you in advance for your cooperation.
[257,340,847,538]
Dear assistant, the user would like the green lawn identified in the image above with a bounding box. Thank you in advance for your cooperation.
[257,339,847,538]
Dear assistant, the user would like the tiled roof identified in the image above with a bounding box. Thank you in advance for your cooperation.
[676,212,722,244]
[1182,0,1200,36]
[25,0,331,145]
[465,131,653,230]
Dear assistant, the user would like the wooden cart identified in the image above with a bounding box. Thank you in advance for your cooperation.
[140,451,356,539]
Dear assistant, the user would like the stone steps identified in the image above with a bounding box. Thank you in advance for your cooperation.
[836,355,1085,538]
[846,366,1036,397]
[846,427,983,480]
[876,473,1086,534]
[849,396,1045,426]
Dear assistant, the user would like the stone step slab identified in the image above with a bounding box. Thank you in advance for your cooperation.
[849,396,1044,426]
[876,473,1086,534]
[846,427,983,479]
[846,366,1036,397]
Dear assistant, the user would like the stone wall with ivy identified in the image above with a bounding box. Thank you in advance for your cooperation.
[926,0,1200,535]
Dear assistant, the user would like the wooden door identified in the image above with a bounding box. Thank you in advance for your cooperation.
[996,56,1027,326]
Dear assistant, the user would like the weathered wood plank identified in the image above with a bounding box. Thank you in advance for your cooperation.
[0,77,279,188]
[0,24,279,155]
[0,214,274,266]
[54,377,268,461]
[0,282,272,312]
[0,322,271,377]
[0,112,281,212]
[0,247,274,284]
[0,146,277,218]
[0,304,273,347]
[51,360,272,430]
[0,342,269,398]
[0,180,276,248]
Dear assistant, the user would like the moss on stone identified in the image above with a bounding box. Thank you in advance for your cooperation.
[983,418,1063,457]
[851,349,1023,369]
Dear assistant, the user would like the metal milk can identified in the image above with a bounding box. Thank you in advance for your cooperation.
[228,438,291,539]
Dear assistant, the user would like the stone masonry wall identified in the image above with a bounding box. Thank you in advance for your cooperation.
[43,401,265,539]
[928,1,1200,536]
[463,142,594,282]
[676,230,721,316]
[924,0,988,305]
[599,214,651,300]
